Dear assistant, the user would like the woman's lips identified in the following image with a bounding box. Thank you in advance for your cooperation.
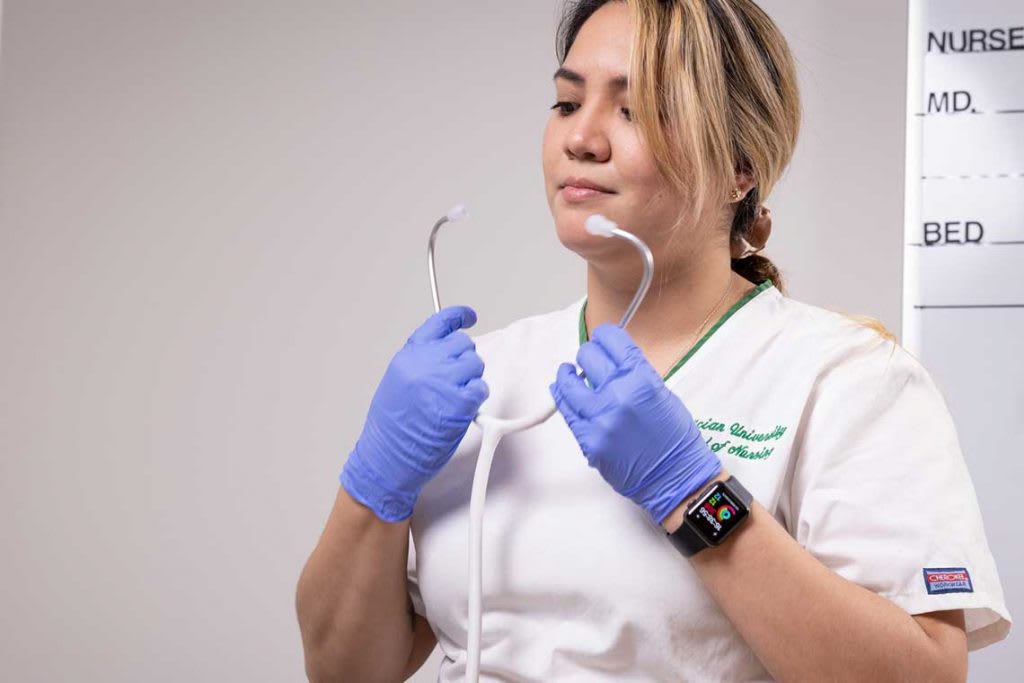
[560,185,614,202]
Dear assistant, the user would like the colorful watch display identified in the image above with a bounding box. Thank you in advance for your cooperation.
[666,475,753,557]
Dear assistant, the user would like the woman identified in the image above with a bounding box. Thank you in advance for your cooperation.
[296,1,1011,680]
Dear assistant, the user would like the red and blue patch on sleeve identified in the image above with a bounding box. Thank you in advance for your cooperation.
[923,567,974,595]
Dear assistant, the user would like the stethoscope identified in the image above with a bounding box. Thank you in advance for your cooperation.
[427,205,655,681]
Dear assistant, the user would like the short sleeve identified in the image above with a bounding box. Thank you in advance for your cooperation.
[407,529,427,618]
[783,337,1012,651]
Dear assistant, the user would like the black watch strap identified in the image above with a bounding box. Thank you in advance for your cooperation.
[666,475,753,557]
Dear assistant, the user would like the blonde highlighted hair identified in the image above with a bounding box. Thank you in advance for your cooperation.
[556,0,897,342]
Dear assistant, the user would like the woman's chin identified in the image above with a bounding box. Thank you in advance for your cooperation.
[553,220,621,258]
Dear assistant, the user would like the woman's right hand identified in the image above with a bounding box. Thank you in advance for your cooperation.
[340,306,489,522]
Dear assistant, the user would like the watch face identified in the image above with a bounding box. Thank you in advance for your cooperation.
[687,483,749,543]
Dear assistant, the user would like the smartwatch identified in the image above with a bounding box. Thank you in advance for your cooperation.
[666,475,753,557]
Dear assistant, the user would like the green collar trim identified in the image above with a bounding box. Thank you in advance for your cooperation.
[577,279,774,383]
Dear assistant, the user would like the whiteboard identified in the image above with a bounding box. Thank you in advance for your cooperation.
[903,0,1021,677]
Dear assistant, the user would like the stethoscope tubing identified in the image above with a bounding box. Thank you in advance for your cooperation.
[427,208,653,680]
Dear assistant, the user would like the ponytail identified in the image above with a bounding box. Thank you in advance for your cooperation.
[729,186,785,293]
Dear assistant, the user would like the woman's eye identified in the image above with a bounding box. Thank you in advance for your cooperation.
[550,101,578,116]
[549,101,632,122]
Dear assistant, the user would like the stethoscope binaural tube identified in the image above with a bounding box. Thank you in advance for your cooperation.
[427,205,654,681]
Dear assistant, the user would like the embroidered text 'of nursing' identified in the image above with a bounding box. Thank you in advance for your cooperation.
[695,417,789,461]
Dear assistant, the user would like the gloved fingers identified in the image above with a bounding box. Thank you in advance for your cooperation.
[575,339,619,390]
[446,350,485,385]
[435,329,476,358]
[408,306,477,344]
[551,362,614,420]
[591,323,647,370]
[455,377,489,411]
[440,378,488,423]
[591,324,666,398]
[549,364,582,423]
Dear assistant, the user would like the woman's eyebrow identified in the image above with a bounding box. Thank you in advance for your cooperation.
[552,67,628,91]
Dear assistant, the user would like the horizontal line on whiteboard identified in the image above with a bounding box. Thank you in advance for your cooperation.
[907,242,1024,246]
[921,173,1024,180]
[914,304,1024,309]
[913,110,1024,116]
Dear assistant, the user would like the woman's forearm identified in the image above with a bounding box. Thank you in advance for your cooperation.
[661,469,955,683]
[296,485,415,683]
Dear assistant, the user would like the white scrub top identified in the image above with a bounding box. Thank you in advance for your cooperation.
[406,279,1011,681]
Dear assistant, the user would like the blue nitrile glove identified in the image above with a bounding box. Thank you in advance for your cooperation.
[340,306,489,523]
[548,323,722,526]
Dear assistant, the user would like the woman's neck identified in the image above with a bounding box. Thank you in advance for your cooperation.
[583,255,755,376]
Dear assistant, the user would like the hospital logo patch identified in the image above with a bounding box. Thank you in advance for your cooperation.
[923,567,973,595]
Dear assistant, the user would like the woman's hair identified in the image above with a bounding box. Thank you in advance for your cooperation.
[555,0,798,294]
[555,0,898,341]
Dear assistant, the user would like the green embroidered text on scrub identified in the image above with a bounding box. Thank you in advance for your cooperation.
[696,417,789,461]
[695,417,787,442]
[729,423,787,442]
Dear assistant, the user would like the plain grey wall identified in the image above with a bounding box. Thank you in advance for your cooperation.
[0,1,1009,681]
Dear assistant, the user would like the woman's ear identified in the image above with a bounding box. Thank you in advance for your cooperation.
[731,168,756,203]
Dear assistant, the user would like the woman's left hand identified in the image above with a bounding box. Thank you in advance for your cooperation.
[549,323,722,526]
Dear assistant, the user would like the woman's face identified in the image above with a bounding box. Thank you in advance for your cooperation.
[542,2,694,265]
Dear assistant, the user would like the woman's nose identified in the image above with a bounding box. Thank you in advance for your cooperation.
[565,109,611,162]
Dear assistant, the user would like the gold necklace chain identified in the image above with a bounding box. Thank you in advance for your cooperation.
[674,275,735,367]
[585,276,738,373]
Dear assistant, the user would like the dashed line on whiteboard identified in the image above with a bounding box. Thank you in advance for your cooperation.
[922,173,1024,180]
